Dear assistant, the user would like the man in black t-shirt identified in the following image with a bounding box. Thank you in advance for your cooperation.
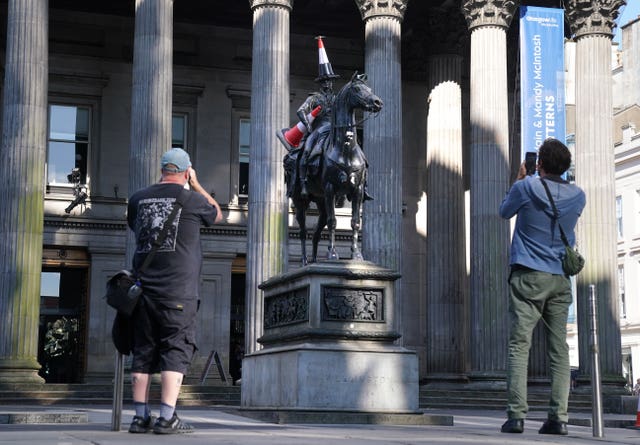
[126,147,221,435]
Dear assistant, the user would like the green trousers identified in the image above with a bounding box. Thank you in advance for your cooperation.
[506,268,573,422]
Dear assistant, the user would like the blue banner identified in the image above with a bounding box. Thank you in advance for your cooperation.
[519,6,565,160]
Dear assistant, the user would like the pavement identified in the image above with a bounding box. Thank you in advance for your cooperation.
[1,405,639,445]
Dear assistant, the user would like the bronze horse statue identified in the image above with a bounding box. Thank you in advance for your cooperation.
[284,72,383,265]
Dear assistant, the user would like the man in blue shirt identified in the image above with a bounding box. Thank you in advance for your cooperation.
[499,138,585,435]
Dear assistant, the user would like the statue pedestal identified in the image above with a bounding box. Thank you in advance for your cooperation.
[241,261,419,413]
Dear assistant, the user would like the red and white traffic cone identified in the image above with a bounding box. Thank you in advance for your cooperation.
[315,36,340,82]
[632,396,640,429]
[276,105,321,150]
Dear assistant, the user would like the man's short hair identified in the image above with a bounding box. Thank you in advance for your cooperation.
[538,138,571,175]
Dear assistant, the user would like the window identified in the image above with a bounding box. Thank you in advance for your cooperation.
[618,265,626,319]
[47,105,90,186]
[616,196,623,239]
[172,114,187,149]
[238,118,250,197]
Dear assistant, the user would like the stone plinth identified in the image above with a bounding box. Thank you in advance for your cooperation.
[241,261,419,413]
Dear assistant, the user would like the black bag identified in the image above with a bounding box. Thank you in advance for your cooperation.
[541,178,585,276]
[105,270,142,316]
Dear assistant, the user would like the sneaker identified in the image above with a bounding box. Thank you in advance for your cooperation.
[153,413,194,434]
[539,419,568,435]
[500,418,524,433]
[128,415,155,433]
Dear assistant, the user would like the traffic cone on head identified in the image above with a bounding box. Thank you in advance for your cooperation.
[276,105,322,150]
[315,36,340,82]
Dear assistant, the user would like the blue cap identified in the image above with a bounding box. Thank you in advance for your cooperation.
[161,147,191,172]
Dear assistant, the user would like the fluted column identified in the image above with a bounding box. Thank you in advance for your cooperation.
[245,0,291,354]
[566,0,626,387]
[426,59,468,380]
[424,5,469,382]
[355,0,407,336]
[129,0,173,195]
[0,0,48,383]
[462,0,516,383]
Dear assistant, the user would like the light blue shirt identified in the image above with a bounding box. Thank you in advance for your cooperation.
[499,175,585,275]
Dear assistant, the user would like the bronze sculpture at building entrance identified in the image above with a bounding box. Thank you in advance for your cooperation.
[279,37,383,265]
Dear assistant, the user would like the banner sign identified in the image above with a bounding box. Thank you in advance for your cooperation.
[519,6,565,160]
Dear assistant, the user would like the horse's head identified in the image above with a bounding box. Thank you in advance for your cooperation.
[341,72,383,113]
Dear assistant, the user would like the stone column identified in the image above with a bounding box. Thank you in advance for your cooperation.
[355,0,408,336]
[129,0,173,194]
[566,0,626,387]
[462,0,516,384]
[425,6,469,382]
[245,0,292,354]
[0,0,49,383]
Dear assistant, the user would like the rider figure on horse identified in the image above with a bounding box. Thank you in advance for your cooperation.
[297,36,340,197]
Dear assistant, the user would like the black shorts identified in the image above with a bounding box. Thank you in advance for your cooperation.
[130,295,198,375]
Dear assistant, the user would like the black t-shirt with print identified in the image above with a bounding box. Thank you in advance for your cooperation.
[127,182,217,304]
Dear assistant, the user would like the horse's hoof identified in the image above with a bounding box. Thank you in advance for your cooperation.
[327,251,340,261]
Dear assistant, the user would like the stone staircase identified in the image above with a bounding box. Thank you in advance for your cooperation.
[419,386,594,413]
[0,383,241,406]
[0,383,610,414]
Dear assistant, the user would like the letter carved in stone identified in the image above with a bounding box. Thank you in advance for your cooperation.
[461,0,517,31]
[264,287,309,329]
[322,286,384,322]
[565,0,626,38]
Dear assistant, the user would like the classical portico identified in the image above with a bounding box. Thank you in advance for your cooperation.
[0,0,628,405]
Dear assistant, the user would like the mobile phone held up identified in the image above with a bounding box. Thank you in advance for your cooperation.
[525,151,537,176]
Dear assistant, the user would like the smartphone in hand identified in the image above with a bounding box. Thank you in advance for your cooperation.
[525,152,537,176]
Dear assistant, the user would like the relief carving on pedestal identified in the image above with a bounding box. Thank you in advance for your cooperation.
[461,0,517,31]
[354,0,409,21]
[565,0,626,38]
[264,287,309,329]
[322,286,384,322]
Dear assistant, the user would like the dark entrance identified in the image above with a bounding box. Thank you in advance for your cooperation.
[229,259,245,385]
[38,248,89,383]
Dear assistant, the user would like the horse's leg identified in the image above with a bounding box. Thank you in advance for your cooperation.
[324,185,339,260]
[351,184,364,261]
[296,202,308,266]
[311,200,327,263]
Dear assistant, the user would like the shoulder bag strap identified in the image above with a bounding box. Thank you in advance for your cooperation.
[137,188,188,275]
[540,178,570,248]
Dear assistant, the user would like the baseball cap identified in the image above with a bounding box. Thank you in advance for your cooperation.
[161,147,192,172]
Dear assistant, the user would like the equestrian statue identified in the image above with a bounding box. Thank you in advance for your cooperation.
[278,37,383,266]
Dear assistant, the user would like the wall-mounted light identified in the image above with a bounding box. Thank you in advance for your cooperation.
[65,167,88,214]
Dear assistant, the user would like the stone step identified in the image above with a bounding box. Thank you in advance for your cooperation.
[0,383,241,407]
[418,388,594,412]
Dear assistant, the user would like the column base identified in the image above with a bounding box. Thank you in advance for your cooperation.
[0,358,45,384]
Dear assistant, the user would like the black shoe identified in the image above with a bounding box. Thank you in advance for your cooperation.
[539,419,568,435]
[501,418,524,433]
[153,413,194,434]
[128,415,155,433]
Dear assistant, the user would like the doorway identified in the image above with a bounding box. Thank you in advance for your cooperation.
[38,248,89,383]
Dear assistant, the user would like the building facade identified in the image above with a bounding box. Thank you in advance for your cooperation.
[0,0,627,396]
[612,14,640,389]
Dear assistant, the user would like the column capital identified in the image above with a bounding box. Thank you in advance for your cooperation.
[354,0,409,22]
[426,5,468,55]
[249,0,293,12]
[461,0,517,31]
[565,0,626,38]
